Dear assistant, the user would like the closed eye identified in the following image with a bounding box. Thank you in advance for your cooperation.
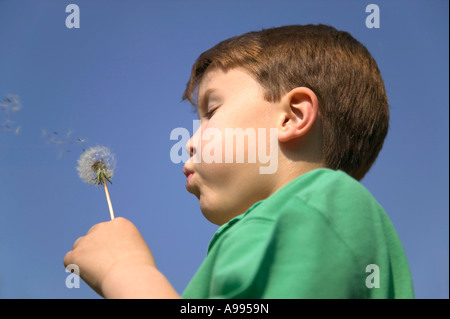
[204,105,220,119]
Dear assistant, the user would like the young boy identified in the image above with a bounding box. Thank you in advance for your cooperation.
[64,24,414,298]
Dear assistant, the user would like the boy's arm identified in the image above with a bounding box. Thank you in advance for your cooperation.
[101,262,180,299]
[63,217,180,299]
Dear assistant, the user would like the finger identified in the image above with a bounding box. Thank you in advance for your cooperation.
[72,235,84,250]
[63,250,73,268]
[86,223,99,235]
[86,220,110,235]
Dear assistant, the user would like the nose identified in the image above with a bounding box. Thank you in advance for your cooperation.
[186,120,203,160]
[186,125,201,158]
[186,135,195,157]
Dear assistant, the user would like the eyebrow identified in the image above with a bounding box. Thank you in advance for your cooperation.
[196,88,217,113]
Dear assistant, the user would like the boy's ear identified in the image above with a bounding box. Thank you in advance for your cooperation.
[277,87,319,143]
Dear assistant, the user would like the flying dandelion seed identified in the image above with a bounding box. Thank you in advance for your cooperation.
[42,128,85,158]
[77,146,116,220]
[77,137,86,152]
[0,94,21,115]
[1,94,22,135]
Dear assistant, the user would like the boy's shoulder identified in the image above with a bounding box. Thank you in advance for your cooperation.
[218,168,394,259]
[196,169,413,299]
[244,168,382,224]
[212,168,386,255]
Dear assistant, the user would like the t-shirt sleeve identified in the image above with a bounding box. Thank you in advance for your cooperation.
[208,217,276,298]
[209,205,369,298]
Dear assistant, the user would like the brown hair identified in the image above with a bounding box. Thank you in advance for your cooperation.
[183,24,389,181]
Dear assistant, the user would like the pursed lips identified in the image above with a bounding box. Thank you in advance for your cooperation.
[183,166,194,187]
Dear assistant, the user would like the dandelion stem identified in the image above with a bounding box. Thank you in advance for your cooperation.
[102,177,115,220]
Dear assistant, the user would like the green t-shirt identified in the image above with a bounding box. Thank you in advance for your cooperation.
[182,168,414,299]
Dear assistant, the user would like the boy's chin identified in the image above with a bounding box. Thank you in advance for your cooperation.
[199,202,231,226]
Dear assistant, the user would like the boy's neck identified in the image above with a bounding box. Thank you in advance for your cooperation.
[271,160,325,196]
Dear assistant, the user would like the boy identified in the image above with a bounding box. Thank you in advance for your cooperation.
[64,25,414,298]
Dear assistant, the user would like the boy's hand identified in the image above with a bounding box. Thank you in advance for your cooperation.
[63,217,179,298]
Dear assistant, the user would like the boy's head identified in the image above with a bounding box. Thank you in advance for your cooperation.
[184,24,389,181]
[182,25,389,225]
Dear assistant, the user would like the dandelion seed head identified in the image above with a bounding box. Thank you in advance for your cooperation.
[77,146,116,185]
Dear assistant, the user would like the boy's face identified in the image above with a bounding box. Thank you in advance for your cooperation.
[183,68,280,225]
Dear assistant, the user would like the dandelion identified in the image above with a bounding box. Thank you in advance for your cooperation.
[77,146,116,220]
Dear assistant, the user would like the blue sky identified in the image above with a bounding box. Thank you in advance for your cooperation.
[0,0,448,299]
